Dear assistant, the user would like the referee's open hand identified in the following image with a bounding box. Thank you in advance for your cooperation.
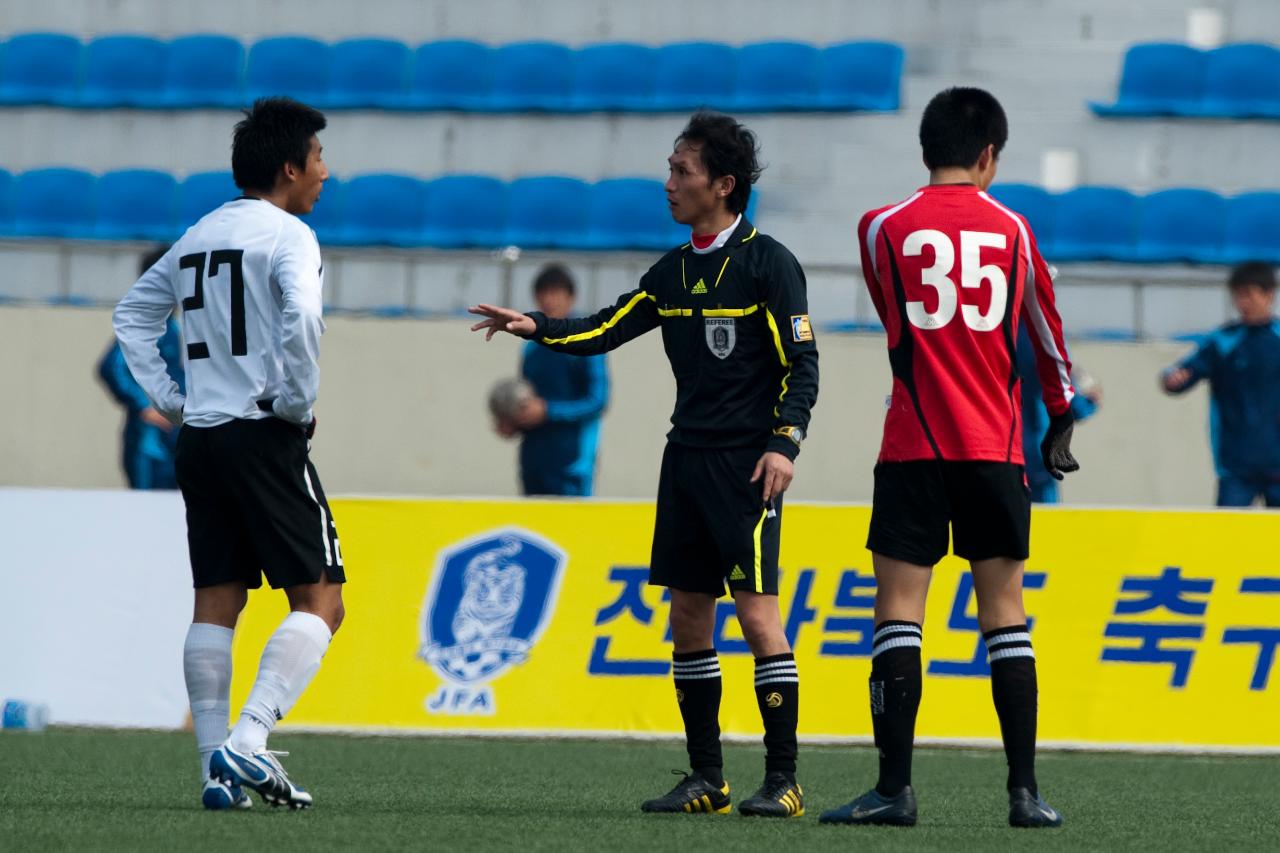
[751,451,794,502]
[469,304,536,340]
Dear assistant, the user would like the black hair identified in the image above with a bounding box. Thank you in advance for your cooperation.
[231,97,327,193]
[139,245,169,276]
[532,263,576,297]
[675,111,763,215]
[919,87,1009,171]
[1228,261,1277,292]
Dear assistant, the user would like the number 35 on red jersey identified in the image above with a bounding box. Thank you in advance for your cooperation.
[857,184,1075,465]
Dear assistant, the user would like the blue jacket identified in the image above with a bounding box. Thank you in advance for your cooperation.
[98,317,185,488]
[1171,320,1280,478]
[1018,326,1096,493]
[519,341,609,496]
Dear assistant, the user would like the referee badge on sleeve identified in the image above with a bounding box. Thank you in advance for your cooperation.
[705,318,736,359]
[791,314,814,342]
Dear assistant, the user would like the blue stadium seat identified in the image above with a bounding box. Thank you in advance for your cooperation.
[1090,43,1206,116]
[178,171,240,228]
[300,175,344,244]
[1200,43,1280,119]
[1051,187,1139,261]
[489,42,573,111]
[1128,188,1226,263]
[335,174,428,246]
[406,41,493,110]
[504,177,591,248]
[817,41,904,111]
[1220,192,1280,264]
[0,33,82,106]
[246,37,330,103]
[583,178,673,250]
[0,169,14,233]
[733,42,821,111]
[652,42,736,111]
[95,170,178,240]
[79,35,167,107]
[421,175,507,247]
[326,38,410,109]
[570,43,655,112]
[13,168,97,238]
[987,184,1056,250]
[163,35,245,108]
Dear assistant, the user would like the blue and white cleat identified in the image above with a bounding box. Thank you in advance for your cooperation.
[1008,787,1063,828]
[818,785,918,826]
[202,776,252,810]
[209,743,313,809]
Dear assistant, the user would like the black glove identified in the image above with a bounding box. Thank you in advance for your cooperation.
[1040,409,1080,481]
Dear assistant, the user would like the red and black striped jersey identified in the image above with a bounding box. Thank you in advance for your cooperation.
[857,184,1074,464]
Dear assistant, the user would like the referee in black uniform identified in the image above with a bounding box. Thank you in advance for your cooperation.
[471,112,819,818]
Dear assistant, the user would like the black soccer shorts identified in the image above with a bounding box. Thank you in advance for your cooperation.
[649,442,781,597]
[866,460,1031,567]
[175,417,344,590]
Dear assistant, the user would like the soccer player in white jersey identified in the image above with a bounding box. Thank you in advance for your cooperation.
[113,98,340,811]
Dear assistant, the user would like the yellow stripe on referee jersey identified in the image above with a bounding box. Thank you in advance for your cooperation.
[702,303,762,317]
[657,307,693,317]
[752,506,767,593]
[763,308,790,368]
[741,227,758,243]
[712,256,731,289]
[764,307,793,416]
[541,291,650,345]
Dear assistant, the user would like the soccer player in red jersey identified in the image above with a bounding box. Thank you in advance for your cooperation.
[819,88,1077,830]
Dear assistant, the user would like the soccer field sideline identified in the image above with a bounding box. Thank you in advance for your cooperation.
[272,723,1280,756]
[3,728,1276,852]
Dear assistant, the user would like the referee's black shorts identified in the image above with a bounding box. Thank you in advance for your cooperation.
[649,442,781,598]
[175,417,344,590]
[866,460,1031,567]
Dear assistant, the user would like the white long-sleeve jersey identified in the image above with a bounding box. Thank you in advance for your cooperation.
[113,198,326,428]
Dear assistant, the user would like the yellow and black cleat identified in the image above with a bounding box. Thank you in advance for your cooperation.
[640,770,732,815]
[738,773,804,818]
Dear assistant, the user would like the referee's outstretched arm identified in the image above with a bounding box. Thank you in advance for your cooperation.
[470,285,660,355]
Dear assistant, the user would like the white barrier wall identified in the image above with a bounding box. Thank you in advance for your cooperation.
[0,489,192,727]
[0,305,1216,506]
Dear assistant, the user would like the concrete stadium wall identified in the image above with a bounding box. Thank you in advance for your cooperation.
[0,305,1217,506]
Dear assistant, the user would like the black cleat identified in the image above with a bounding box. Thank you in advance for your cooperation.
[819,785,917,826]
[1008,787,1063,828]
[738,772,804,817]
[640,770,731,814]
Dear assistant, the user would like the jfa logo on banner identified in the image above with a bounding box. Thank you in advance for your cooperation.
[419,528,566,716]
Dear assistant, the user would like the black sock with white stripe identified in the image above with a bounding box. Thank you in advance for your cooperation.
[753,652,799,778]
[870,620,923,798]
[985,624,1039,795]
[672,649,723,787]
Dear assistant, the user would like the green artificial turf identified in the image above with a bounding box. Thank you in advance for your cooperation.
[1,729,1275,852]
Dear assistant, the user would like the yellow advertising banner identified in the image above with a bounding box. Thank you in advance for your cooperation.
[231,499,1280,749]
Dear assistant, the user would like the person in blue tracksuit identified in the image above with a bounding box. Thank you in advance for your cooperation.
[1162,262,1280,507]
[499,265,609,496]
[97,246,186,489]
[1017,325,1099,503]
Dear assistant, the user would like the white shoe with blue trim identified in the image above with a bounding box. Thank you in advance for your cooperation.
[209,743,313,809]
[201,776,252,810]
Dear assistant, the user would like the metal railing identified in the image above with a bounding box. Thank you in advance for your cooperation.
[0,238,1240,340]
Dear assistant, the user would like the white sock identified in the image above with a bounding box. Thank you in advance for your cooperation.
[229,611,332,754]
[183,622,234,781]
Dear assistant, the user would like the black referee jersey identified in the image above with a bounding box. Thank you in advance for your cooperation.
[525,218,819,459]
